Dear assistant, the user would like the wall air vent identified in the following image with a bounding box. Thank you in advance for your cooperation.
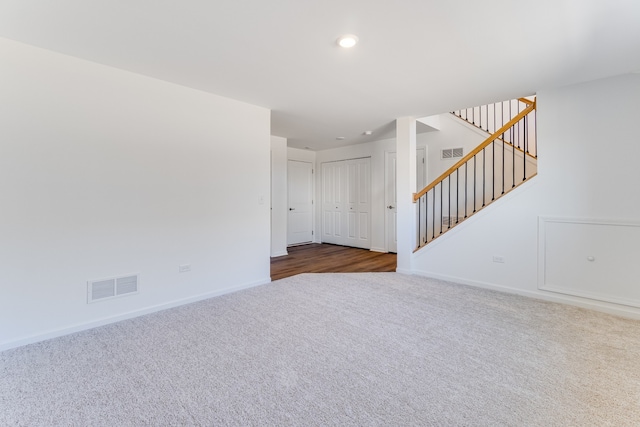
[441,147,464,160]
[88,274,139,303]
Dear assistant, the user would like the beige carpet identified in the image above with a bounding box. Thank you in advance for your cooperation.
[1,273,640,426]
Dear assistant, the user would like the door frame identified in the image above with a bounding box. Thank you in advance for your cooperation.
[287,160,315,246]
[385,147,427,253]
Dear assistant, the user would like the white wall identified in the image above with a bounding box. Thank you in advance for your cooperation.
[0,38,271,350]
[411,73,640,318]
[270,136,288,257]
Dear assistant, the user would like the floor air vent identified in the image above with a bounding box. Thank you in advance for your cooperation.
[88,274,139,303]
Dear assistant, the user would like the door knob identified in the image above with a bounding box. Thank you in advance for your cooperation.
[289,208,295,211]
[387,205,394,209]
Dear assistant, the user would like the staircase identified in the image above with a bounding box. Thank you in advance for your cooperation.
[413,97,537,250]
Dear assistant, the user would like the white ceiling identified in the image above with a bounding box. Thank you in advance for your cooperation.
[1,0,639,150]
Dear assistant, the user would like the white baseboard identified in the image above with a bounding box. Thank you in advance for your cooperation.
[369,247,388,253]
[411,269,640,320]
[0,277,271,353]
[270,251,288,257]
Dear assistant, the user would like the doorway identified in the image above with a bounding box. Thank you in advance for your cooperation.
[287,160,314,246]
[385,148,426,253]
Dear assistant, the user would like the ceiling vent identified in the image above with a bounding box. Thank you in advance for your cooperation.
[441,147,464,160]
[88,274,139,303]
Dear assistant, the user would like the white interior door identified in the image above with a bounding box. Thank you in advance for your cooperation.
[345,158,371,249]
[322,158,371,249]
[386,148,426,253]
[322,161,343,245]
[385,152,398,253]
[287,160,313,245]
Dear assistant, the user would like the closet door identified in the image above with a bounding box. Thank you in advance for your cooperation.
[345,158,370,249]
[321,158,370,249]
[321,161,344,245]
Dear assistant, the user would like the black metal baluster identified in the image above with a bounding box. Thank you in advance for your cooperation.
[484,104,488,131]
[493,103,497,134]
[534,109,537,158]
[448,176,451,229]
[424,194,428,244]
[440,181,443,234]
[523,115,527,181]
[464,163,468,218]
[502,132,505,195]
[432,189,435,240]
[512,126,516,188]
[484,104,487,130]
[456,168,459,224]
[492,141,495,201]
[417,196,421,248]
[473,155,477,213]
[509,100,512,144]
[482,148,486,207]
[525,114,529,153]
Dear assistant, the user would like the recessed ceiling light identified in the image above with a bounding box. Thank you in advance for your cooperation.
[337,34,358,48]
[363,130,373,136]
[336,136,345,140]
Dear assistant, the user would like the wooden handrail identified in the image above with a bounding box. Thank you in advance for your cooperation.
[413,98,536,202]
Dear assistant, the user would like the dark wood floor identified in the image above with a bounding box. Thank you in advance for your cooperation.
[271,243,397,281]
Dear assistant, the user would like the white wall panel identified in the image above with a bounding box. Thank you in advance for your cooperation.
[539,217,640,307]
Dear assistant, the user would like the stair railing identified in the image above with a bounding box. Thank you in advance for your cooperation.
[452,97,531,132]
[413,98,536,250]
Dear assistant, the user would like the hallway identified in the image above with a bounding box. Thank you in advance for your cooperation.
[271,244,397,281]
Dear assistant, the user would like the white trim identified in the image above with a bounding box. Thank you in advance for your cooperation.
[538,215,640,308]
[369,247,388,253]
[411,269,640,320]
[320,156,371,164]
[0,277,271,352]
[384,150,394,253]
[270,251,289,258]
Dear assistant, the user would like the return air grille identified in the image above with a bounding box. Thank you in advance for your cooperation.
[88,274,139,303]
[441,147,464,160]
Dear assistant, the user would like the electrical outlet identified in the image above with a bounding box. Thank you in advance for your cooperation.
[492,256,505,263]
[179,264,191,273]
